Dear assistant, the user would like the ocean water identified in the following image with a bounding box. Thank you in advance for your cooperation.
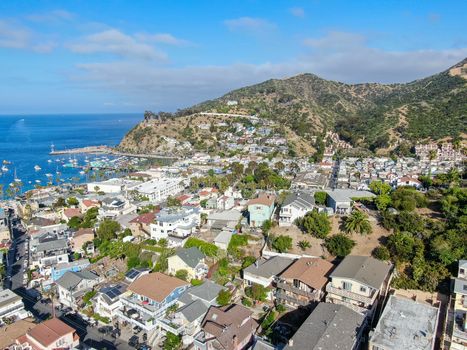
[0,114,141,192]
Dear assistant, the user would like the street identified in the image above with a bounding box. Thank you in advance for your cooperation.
[3,211,132,350]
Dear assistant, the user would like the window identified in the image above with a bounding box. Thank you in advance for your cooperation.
[360,286,367,293]
[460,268,465,275]
[293,279,300,288]
[342,282,352,291]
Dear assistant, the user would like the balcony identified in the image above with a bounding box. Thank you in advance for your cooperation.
[276,291,309,307]
[325,284,376,305]
[326,297,369,315]
[158,317,185,335]
[116,308,156,331]
[276,282,321,300]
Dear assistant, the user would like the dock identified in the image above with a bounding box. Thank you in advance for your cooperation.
[49,145,178,160]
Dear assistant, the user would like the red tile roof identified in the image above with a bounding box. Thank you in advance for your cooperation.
[23,318,76,348]
[130,212,157,225]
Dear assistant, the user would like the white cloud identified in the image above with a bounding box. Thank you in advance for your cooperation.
[0,20,30,49]
[135,33,190,46]
[224,17,275,34]
[67,29,167,60]
[289,7,305,18]
[26,9,74,23]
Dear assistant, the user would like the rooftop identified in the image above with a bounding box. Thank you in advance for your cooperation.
[284,303,365,350]
[326,189,375,202]
[128,272,188,302]
[247,193,276,207]
[370,295,439,350]
[175,247,205,268]
[244,256,294,279]
[25,317,76,347]
[330,255,392,289]
[280,257,334,290]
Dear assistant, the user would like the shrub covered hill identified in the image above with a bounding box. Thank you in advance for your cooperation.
[119,58,466,155]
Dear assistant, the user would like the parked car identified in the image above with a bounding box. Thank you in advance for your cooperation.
[98,326,113,334]
[128,335,139,348]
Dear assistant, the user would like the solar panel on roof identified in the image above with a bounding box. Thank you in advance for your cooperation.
[125,269,140,279]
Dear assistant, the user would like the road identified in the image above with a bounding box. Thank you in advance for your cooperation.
[4,210,132,350]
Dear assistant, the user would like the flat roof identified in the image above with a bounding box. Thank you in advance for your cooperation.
[370,295,439,350]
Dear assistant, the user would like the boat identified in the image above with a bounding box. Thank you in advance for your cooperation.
[1,166,8,172]
[47,159,52,163]
[2,160,11,165]
[79,171,85,175]
[35,180,41,183]
[34,165,41,171]
[45,173,53,177]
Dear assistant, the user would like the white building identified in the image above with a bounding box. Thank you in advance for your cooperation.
[93,284,126,320]
[98,197,137,220]
[56,271,100,309]
[279,191,315,227]
[130,177,186,202]
[0,288,29,324]
[150,206,200,241]
[87,178,139,194]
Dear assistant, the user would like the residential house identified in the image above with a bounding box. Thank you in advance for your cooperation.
[326,255,393,321]
[279,191,315,227]
[30,233,69,275]
[450,260,467,349]
[167,247,208,280]
[50,259,90,282]
[0,288,29,325]
[207,196,235,211]
[214,229,233,250]
[276,257,334,308]
[284,303,366,350]
[87,178,138,194]
[369,295,440,350]
[98,197,137,220]
[56,270,100,309]
[206,210,243,233]
[326,189,375,214]
[149,206,200,243]
[124,267,150,283]
[93,284,127,320]
[70,228,94,254]
[15,317,79,350]
[0,208,10,241]
[194,304,259,350]
[158,280,224,338]
[247,193,276,228]
[61,208,82,222]
[79,199,100,212]
[129,211,157,237]
[243,256,293,298]
[394,176,423,189]
[116,272,189,332]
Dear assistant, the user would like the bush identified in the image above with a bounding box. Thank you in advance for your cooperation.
[184,237,218,257]
[275,304,286,313]
[245,283,269,302]
[271,235,292,253]
[372,246,390,260]
[242,256,256,269]
[190,279,203,286]
[227,234,248,259]
[175,269,189,281]
[216,289,232,306]
[325,234,355,257]
[314,191,327,205]
[242,297,252,307]
[296,210,331,238]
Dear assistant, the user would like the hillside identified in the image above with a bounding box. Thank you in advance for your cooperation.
[119,58,467,154]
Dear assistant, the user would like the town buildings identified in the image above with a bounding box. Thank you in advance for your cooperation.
[369,295,440,350]
[326,255,392,320]
[276,257,334,308]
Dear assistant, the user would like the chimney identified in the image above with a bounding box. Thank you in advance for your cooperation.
[288,339,294,347]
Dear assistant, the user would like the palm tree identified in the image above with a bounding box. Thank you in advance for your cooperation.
[344,210,372,235]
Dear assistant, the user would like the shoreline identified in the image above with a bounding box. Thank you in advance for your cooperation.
[50,145,179,160]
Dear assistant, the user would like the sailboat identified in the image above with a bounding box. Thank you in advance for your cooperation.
[34,165,41,171]
[1,165,8,172]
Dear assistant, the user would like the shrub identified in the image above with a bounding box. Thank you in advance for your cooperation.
[296,210,331,238]
[325,234,355,257]
[175,269,189,281]
[216,289,232,306]
[271,235,292,253]
[314,191,327,205]
[372,246,390,260]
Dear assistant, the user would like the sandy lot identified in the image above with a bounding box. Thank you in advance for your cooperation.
[271,215,391,258]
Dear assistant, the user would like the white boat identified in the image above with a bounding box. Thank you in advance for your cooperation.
[1,166,8,172]
[34,165,41,171]
[45,173,53,177]
[79,171,85,175]
[47,159,52,163]
[35,180,41,183]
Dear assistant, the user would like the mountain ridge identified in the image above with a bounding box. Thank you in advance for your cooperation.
[119,58,467,154]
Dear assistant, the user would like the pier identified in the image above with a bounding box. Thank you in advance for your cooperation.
[49,145,179,160]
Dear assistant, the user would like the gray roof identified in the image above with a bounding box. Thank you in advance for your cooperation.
[207,209,242,222]
[454,278,467,295]
[326,189,375,202]
[284,303,365,350]
[251,338,275,350]
[214,230,232,245]
[178,298,208,322]
[56,270,99,290]
[282,191,315,209]
[370,295,439,350]
[187,280,224,304]
[36,238,68,252]
[330,255,392,289]
[244,256,294,279]
[0,288,22,309]
[175,247,205,268]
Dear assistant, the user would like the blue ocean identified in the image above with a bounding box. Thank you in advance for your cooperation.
[0,114,141,192]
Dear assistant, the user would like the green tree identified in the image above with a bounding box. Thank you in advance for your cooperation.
[369,181,392,195]
[297,210,331,238]
[375,194,392,211]
[67,197,79,206]
[216,289,232,306]
[67,216,82,229]
[166,196,182,207]
[97,220,121,242]
[163,332,182,350]
[325,234,355,257]
[175,269,189,281]
[261,220,273,235]
[314,191,327,205]
[242,256,256,269]
[271,235,292,253]
[372,246,390,260]
[386,231,415,262]
[344,211,372,235]
[245,283,269,302]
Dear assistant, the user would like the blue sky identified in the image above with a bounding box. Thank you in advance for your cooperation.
[0,0,466,114]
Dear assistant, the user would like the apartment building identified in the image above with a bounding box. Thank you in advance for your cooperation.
[0,288,29,325]
[450,260,467,349]
[149,206,200,242]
